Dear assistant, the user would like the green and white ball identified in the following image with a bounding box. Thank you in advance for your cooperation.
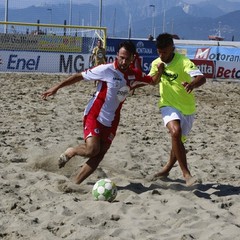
[92,178,117,202]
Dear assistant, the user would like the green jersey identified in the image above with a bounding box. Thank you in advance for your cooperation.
[149,52,202,115]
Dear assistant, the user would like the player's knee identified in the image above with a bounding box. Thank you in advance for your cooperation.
[170,127,182,139]
[85,145,100,158]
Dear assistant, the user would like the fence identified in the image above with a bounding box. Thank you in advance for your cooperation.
[0,21,240,82]
[0,21,106,73]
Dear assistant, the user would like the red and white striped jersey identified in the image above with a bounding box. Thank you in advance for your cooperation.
[82,60,153,127]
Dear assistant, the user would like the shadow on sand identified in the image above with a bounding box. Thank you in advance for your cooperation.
[117,177,240,200]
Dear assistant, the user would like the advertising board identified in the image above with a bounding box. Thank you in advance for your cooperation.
[0,34,240,81]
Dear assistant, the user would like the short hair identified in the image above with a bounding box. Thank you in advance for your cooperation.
[118,41,136,55]
[156,33,174,49]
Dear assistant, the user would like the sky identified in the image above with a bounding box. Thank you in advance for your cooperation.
[3,0,92,9]
[1,0,240,9]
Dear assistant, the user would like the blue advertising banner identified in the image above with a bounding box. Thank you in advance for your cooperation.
[106,38,157,73]
[106,38,240,78]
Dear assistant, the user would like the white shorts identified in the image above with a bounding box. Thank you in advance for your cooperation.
[160,107,195,141]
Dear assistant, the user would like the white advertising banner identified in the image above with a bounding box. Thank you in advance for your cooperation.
[215,61,240,79]
[0,50,90,73]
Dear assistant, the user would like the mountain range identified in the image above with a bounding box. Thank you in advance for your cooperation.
[1,0,240,41]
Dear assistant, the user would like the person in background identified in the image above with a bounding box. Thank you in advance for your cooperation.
[41,41,164,186]
[148,34,154,41]
[149,33,206,186]
[90,39,106,67]
[90,39,107,86]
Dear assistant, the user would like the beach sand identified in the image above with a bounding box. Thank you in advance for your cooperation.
[0,73,239,240]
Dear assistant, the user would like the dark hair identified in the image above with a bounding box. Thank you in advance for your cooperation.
[156,33,174,49]
[118,41,136,55]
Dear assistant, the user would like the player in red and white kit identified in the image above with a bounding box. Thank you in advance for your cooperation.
[41,41,164,185]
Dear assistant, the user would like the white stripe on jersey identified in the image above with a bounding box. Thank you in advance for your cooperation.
[82,62,151,127]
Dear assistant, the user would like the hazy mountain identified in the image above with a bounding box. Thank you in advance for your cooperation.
[1,0,240,41]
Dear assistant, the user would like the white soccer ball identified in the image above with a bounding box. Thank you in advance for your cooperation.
[92,178,117,202]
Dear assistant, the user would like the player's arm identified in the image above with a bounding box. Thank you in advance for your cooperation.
[133,62,165,88]
[182,71,206,93]
[151,62,165,85]
[181,60,206,93]
[41,73,83,100]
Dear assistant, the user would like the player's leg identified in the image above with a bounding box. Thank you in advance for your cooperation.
[73,119,117,184]
[74,141,111,184]
[58,136,100,168]
[167,120,195,185]
[152,149,177,179]
[153,107,180,179]
[59,114,103,168]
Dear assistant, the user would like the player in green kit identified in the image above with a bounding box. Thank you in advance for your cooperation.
[149,33,206,186]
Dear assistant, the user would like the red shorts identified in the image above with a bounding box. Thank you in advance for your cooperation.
[83,116,117,144]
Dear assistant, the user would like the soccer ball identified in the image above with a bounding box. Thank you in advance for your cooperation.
[92,178,117,202]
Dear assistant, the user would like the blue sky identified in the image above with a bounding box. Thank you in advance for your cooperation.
[3,0,92,9]
[4,0,240,9]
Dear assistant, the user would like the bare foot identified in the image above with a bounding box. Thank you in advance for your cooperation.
[58,154,69,168]
[185,176,199,187]
[151,171,169,181]
[58,147,74,168]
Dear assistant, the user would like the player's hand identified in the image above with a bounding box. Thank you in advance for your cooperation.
[157,62,165,75]
[41,87,58,100]
[151,62,165,85]
[182,81,193,93]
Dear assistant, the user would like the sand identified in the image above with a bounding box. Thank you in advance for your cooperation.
[0,73,240,240]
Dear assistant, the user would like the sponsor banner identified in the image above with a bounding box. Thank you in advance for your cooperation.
[107,39,240,80]
[1,37,240,80]
[215,61,240,79]
[0,50,91,73]
[200,46,240,62]
[191,59,215,78]
[0,33,39,51]
[177,45,240,63]
[39,35,82,52]
[0,33,83,53]
[1,34,240,61]
[106,38,157,73]
[106,38,157,57]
